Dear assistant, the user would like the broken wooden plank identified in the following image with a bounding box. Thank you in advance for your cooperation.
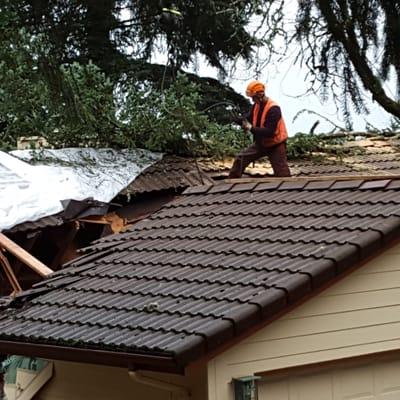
[0,251,22,295]
[0,233,53,277]
[78,212,126,233]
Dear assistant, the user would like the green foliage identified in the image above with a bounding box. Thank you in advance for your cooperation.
[9,0,268,74]
[0,26,121,148]
[0,25,245,157]
[48,62,120,147]
[286,133,325,159]
[127,0,264,71]
[286,131,381,161]
[6,0,399,160]
[118,74,247,156]
[0,27,51,145]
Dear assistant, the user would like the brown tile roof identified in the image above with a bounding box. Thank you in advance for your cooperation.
[1,176,400,370]
[122,156,214,195]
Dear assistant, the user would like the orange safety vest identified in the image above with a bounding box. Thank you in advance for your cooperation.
[251,98,288,147]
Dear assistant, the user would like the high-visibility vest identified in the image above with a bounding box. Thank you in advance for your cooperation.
[251,99,288,147]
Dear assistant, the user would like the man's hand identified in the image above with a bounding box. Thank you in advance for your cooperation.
[242,119,252,131]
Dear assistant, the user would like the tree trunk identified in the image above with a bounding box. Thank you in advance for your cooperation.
[317,0,400,119]
[81,0,121,73]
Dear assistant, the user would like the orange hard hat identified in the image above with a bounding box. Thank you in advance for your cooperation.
[245,80,265,97]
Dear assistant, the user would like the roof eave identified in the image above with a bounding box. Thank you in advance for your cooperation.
[0,340,183,374]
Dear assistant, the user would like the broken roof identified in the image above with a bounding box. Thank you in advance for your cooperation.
[0,148,162,232]
[1,176,400,371]
[2,152,214,234]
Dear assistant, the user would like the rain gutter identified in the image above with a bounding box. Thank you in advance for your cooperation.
[0,341,182,374]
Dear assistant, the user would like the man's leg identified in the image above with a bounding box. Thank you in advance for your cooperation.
[229,144,264,178]
[267,142,291,177]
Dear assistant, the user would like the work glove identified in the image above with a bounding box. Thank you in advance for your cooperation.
[242,119,252,131]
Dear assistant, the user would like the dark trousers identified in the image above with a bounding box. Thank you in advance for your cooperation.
[229,142,291,178]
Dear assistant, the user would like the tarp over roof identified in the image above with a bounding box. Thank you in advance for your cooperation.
[0,148,162,231]
[1,176,400,371]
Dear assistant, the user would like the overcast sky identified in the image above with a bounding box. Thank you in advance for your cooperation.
[208,57,395,136]
[124,5,396,136]
[187,1,397,136]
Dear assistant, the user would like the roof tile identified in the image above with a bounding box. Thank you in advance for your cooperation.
[230,182,258,192]
[248,288,287,317]
[347,231,382,257]
[278,181,308,190]
[359,179,391,190]
[330,180,364,190]
[297,260,337,288]
[222,304,260,334]
[273,273,312,303]
[304,180,335,190]
[323,244,360,272]
[386,180,400,190]
[254,181,282,191]
[198,319,234,350]
[208,183,234,194]
[374,216,400,243]
[182,184,212,195]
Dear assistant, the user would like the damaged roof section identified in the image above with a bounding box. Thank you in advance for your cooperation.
[1,152,216,297]
[1,177,400,369]
[1,148,162,232]
[2,151,214,234]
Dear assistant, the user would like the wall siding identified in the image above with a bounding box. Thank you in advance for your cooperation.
[208,244,400,400]
[36,360,207,400]
[258,359,400,400]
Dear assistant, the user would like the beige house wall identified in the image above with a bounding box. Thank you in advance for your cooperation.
[36,359,207,400]
[208,243,400,400]
[257,357,400,399]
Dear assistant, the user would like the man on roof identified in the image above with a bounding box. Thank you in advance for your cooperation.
[229,80,291,178]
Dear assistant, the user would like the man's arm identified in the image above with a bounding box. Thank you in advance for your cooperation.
[233,110,252,126]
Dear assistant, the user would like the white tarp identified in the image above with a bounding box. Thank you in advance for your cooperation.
[0,148,162,231]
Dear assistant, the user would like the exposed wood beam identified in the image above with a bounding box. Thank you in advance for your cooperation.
[0,251,22,295]
[78,212,126,233]
[0,233,53,277]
